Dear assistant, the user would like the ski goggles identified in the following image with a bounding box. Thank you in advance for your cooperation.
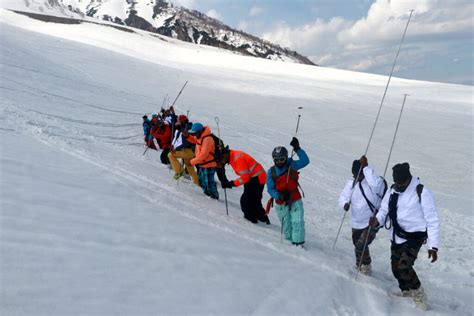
[273,157,287,163]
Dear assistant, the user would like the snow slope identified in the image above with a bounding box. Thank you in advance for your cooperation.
[0,9,473,316]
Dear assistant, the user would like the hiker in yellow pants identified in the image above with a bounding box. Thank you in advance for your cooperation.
[168,115,199,185]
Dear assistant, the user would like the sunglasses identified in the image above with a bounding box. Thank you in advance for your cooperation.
[274,157,287,163]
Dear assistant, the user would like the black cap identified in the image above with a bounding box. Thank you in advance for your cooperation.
[352,160,361,176]
[142,115,148,119]
[392,162,411,184]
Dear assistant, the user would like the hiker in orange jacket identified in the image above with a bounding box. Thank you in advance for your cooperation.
[183,122,219,199]
[217,148,270,224]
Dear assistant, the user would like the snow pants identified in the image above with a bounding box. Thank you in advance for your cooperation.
[160,148,170,165]
[275,199,305,244]
[352,226,378,266]
[240,177,268,223]
[168,148,199,185]
[198,167,219,200]
[391,239,423,291]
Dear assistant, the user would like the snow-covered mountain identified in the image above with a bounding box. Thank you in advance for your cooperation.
[2,0,315,65]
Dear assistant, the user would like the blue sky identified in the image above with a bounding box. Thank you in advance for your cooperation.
[173,0,473,85]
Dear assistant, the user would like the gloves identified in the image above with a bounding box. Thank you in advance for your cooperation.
[343,203,350,212]
[290,137,300,151]
[279,191,291,202]
[221,180,235,189]
[428,248,438,263]
[368,216,379,228]
[360,155,368,168]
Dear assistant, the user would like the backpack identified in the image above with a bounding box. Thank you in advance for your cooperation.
[203,133,225,163]
[270,165,305,202]
[389,182,423,202]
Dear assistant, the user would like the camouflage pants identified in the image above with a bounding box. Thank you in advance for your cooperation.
[352,227,377,266]
[391,240,423,291]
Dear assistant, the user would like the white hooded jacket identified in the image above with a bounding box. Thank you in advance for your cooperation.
[376,176,440,250]
[338,166,385,229]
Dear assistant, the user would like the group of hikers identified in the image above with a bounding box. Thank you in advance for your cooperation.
[142,106,440,310]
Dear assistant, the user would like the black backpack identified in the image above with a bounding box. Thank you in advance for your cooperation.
[203,133,226,163]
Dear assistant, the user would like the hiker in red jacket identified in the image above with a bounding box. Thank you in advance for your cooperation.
[151,120,172,164]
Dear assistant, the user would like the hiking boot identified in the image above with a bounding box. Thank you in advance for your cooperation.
[401,290,412,297]
[292,242,305,249]
[412,287,427,310]
[244,215,258,224]
[359,264,372,275]
[258,215,271,225]
[173,170,186,180]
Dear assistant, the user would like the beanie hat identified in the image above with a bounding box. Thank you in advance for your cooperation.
[392,162,411,183]
[177,115,188,125]
[189,122,204,134]
[352,160,361,176]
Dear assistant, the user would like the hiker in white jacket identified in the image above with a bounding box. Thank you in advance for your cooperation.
[338,155,385,274]
[369,162,440,310]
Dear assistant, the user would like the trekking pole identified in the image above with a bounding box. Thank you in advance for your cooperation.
[281,107,303,243]
[333,10,414,251]
[143,145,150,156]
[355,94,409,280]
[363,10,414,156]
[161,94,168,109]
[215,116,229,216]
[170,81,188,108]
[382,94,408,178]
[332,212,347,250]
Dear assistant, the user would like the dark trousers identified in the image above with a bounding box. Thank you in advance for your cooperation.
[391,239,423,291]
[160,148,170,164]
[240,177,267,222]
[352,227,377,266]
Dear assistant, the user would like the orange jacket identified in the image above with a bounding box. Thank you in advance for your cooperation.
[190,126,217,168]
[229,150,266,186]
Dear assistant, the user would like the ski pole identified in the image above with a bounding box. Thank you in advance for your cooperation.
[332,211,347,250]
[286,108,303,183]
[170,81,188,108]
[382,94,408,178]
[363,10,414,156]
[281,218,284,244]
[281,107,303,243]
[353,9,414,185]
[355,94,409,279]
[161,94,168,109]
[215,116,229,216]
[333,10,414,251]
[143,145,149,156]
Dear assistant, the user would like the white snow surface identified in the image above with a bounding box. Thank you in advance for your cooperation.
[0,8,473,316]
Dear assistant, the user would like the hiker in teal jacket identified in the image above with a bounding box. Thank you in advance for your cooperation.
[267,137,309,247]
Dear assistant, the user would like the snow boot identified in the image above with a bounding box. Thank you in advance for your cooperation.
[412,287,427,310]
[292,242,305,249]
[173,169,185,180]
[359,264,372,276]
[258,215,271,225]
[244,215,258,224]
[401,290,412,297]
